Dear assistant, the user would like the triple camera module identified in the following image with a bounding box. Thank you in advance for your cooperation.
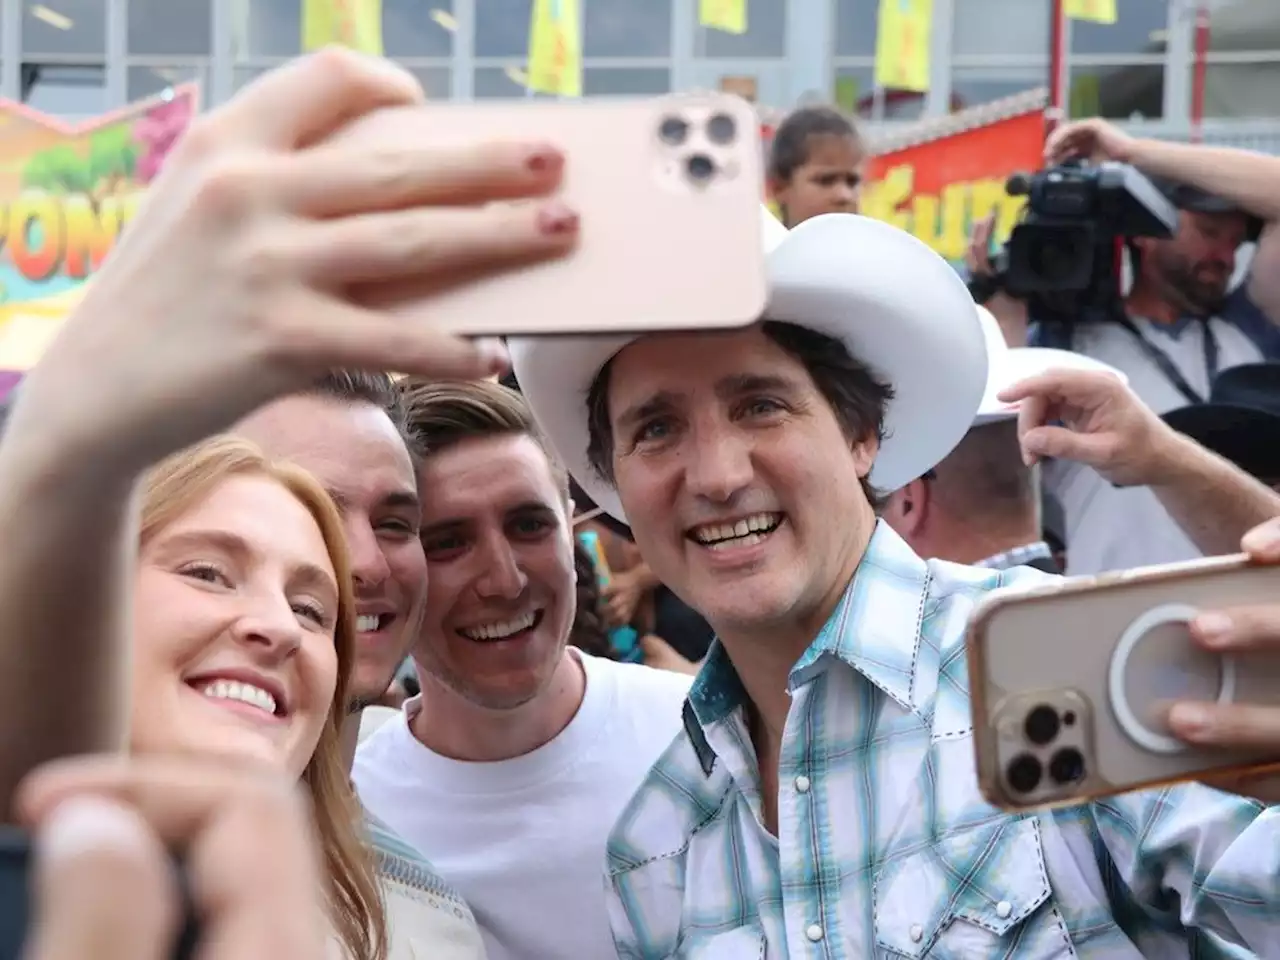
[1005,703,1088,795]
[658,111,738,183]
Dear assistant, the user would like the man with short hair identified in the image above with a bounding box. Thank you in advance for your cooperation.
[353,378,692,960]
[236,371,487,960]
[510,210,1280,957]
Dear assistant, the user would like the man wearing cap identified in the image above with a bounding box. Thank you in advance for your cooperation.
[509,209,1280,957]
[975,118,1280,574]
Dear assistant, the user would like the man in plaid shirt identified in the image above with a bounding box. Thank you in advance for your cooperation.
[510,210,1280,958]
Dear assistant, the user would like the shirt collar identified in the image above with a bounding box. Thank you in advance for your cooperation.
[686,521,930,743]
[976,540,1053,572]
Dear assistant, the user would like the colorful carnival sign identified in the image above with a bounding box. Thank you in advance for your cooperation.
[860,88,1048,270]
[0,85,198,391]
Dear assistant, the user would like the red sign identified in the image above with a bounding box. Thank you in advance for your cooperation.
[861,98,1046,268]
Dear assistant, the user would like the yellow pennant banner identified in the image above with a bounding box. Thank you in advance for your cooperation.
[874,0,933,94]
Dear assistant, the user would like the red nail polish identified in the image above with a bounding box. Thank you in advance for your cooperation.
[538,203,578,236]
[526,148,563,174]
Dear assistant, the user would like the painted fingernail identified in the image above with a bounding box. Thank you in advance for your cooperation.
[525,146,564,174]
[537,202,579,236]
[1169,703,1212,740]
[1193,612,1233,646]
[476,337,510,373]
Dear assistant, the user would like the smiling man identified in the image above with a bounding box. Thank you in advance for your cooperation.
[508,209,1280,958]
[235,370,487,960]
[352,378,692,960]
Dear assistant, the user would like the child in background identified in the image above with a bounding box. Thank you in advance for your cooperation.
[767,104,866,228]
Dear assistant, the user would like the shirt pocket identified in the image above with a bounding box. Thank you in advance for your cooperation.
[873,816,1074,959]
[675,923,768,960]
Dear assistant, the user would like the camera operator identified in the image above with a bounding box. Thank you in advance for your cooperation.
[969,118,1280,574]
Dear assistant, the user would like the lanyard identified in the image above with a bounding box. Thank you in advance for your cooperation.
[1114,316,1219,405]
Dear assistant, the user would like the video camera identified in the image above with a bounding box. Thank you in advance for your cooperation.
[970,160,1179,326]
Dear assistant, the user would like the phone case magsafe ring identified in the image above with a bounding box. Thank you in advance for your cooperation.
[1107,603,1237,755]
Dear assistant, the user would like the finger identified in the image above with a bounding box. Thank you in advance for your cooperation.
[1020,425,1114,468]
[1169,700,1280,750]
[299,198,579,285]
[1190,605,1280,652]
[1241,516,1280,563]
[24,797,177,960]
[1014,391,1051,466]
[206,47,425,150]
[17,757,326,960]
[281,137,565,218]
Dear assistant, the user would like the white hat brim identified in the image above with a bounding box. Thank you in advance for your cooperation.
[974,347,1129,425]
[509,213,989,525]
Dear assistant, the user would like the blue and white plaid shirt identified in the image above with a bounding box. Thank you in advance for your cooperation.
[605,523,1278,958]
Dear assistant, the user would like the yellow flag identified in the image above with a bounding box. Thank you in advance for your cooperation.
[699,0,747,35]
[874,0,933,94]
[301,0,384,55]
[527,0,582,97]
[1064,0,1118,24]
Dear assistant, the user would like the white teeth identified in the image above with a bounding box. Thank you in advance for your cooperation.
[692,513,782,545]
[357,615,382,633]
[461,611,538,641]
[198,679,278,716]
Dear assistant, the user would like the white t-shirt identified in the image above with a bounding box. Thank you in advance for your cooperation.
[352,649,692,960]
[1043,315,1263,574]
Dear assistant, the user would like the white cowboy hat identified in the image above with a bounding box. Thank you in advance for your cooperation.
[973,305,1127,426]
[508,208,989,524]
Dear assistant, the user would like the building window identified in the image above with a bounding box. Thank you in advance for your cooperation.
[833,0,878,58]
[1069,63,1163,120]
[20,63,108,116]
[953,0,1050,59]
[949,65,1045,115]
[833,65,923,122]
[475,0,673,58]
[22,0,106,56]
[1195,0,1280,119]
[128,0,213,57]
[1069,0,1168,57]
[384,0,455,58]
[696,0,786,59]
[473,66,670,98]
[127,64,212,102]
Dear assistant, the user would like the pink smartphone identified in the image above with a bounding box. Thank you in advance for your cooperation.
[966,554,1280,812]
[333,93,768,338]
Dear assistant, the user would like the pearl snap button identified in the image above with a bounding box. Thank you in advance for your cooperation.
[996,900,1012,919]
[795,775,811,793]
[909,923,924,942]
[805,924,823,942]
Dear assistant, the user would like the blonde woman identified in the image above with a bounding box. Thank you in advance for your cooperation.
[132,435,384,959]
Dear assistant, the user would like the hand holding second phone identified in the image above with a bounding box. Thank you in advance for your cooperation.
[6,47,577,476]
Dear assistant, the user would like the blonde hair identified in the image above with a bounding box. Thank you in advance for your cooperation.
[140,435,386,960]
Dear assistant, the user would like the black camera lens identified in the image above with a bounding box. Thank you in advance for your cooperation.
[705,112,737,145]
[658,115,689,145]
[686,153,716,182]
[1024,705,1061,746]
[1049,747,1086,785]
[1006,753,1042,794]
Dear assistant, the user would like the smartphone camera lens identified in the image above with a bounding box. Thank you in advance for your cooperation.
[1006,753,1043,794]
[705,112,737,145]
[1049,747,1086,785]
[686,153,716,182]
[659,115,690,145]
[1024,705,1061,746]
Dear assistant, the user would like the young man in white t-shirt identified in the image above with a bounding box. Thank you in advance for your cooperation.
[353,378,691,960]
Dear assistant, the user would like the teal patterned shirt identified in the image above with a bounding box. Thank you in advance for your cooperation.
[605,523,1279,958]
